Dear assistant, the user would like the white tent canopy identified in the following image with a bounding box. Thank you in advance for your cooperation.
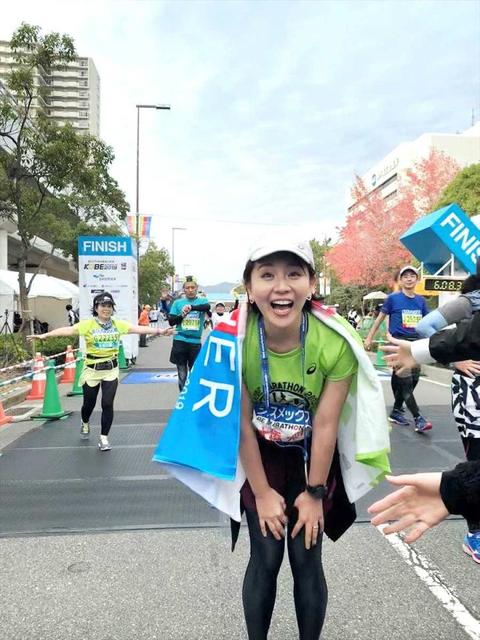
[363,291,388,301]
[0,269,78,299]
[0,269,78,330]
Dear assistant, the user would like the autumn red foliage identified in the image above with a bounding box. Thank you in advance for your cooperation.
[328,149,460,287]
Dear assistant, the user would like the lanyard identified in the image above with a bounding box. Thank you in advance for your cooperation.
[257,312,311,477]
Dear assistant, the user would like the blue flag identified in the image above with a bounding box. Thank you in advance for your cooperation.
[153,313,242,480]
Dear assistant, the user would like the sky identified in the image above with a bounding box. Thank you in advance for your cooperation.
[2,0,480,286]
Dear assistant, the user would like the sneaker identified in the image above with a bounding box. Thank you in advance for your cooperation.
[98,438,112,452]
[414,415,433,433]
[80,422,90,439]
[463,532,480,564]
[388,410,410,426]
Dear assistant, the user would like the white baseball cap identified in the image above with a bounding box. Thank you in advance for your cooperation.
[247,239,315,270]
[399,265,419,277]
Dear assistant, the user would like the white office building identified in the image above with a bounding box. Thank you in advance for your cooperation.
[0,40,100,137]
[348,123,480,211]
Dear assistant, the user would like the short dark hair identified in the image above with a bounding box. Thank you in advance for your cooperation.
[91,292,116,316]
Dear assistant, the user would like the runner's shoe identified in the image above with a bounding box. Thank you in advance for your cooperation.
[414,415,433,433]
[463,532,480,564]
[388,410,410,426]
[80,422,90,439]
[98,438,112,452]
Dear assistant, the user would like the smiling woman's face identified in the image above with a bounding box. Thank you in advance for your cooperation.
[96,302,113,321]
[246,253,314,330]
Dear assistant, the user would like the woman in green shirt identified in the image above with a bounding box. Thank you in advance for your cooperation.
[240,241,357,640]
[29,292,172,451]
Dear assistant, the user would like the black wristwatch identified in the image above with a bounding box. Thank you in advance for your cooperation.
[306,484,327,500]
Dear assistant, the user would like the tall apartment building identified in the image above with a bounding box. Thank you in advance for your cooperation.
[0,40,100,137]
[348,123,480,211]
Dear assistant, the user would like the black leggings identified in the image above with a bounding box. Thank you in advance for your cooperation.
[391,368,421,417]
[81,379,119,436]
[462,437,480,531]
[243,508,328,640]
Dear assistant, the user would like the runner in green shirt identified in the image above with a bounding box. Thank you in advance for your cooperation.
[240,239,357,640]
[29,292,173,451]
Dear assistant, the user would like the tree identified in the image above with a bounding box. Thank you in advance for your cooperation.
[328,149,461,288]
[328,177,411,287]
[433,164,480,217]
[0,23,129,334]
[139,241,174,305]
[328,283,373,315]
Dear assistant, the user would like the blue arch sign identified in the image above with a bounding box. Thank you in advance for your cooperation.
[400,204,480,274]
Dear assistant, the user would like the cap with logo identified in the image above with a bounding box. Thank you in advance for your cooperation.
[247,239,315,270]
[93,292,115,306]
[399,265,419,277]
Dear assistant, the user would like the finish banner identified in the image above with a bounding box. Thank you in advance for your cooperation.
[78,236,138,359]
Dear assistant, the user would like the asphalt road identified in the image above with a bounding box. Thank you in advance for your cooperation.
[0,334,478,640]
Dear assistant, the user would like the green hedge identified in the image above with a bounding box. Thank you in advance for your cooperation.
[0,334,29,366]
[38,336,80,364]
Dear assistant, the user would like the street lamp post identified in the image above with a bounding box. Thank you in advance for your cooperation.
[135,103,170,257]
[171,226,186,292]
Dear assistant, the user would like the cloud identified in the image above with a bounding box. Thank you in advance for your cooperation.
[3,0,479,284]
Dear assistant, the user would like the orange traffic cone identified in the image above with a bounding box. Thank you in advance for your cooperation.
[60,345,76,384]
[27,353,46,400]
[0,398,13,427]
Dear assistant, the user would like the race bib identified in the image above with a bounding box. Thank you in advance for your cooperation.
[253,402,311,442]
[401,309,422,329]
[181,312,201,332]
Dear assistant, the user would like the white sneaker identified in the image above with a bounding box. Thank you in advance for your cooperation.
[80,422,90,439]
[98,437,112,451]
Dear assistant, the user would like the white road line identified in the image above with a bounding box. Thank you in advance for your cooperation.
[420,377,451,388]
[377,524,480,639]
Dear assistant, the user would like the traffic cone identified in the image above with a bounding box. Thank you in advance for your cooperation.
[27,353,46,400]
[32,359,72,421]
[67,354,85,396]
[118,341,129,370]
[60,345,76,384]
[0,398,13,427]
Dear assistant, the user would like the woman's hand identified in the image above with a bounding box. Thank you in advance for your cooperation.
[291,492,324,549]
[368,473,448,543]
[453,359,480,378]
[158,327,174,336]
[27,334,47,341]
[364,337,372,351]
[255,488,287,540]
[381,336,417,374]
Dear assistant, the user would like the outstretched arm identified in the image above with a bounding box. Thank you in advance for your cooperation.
[368,473,448,542]
[27,326,77,340]
[128,325,173,336]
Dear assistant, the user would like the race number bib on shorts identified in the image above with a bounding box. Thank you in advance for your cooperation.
[401,309,422,329]
[253,403,311,442]
[181,312,201,331]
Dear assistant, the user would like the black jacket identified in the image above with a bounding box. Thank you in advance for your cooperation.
[429,313,480,364]
[440,460,480,521]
